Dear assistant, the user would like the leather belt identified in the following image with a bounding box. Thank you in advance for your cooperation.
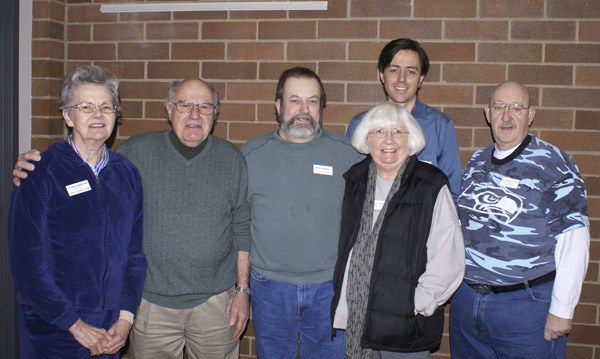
[468,271,556,295]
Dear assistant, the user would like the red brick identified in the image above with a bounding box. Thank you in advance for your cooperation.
[424,42,476,62]
[347,83,386,104]
[287,42,346,60]
[446,20,508,40]
[445,107,487,128]
[415,0,477,18]
[474,128,494,148]
[547,0,600,18]
[543,88,600,109]
[67,43,116,61]
[118,119,170,137]
[32,137,63,152]
[120,100,143,119]
[230,122,277,141]
[348,42,388,61]
[67,4,117,23]
[32,39,65,59]
[228,42,284,60]
[33,20,64,40]
[455,127,474,149]
[319,62,377,82]
[148,61,199,80]
[94,61,145,80]
[118,43,169,61]
[512,21,576,41]
[576,66,600,86]
[531,109,573,130]
[566,345,594,359]
[258,62,315,80]
[586,262,599,282]
[31,78,61,97]
[478,43,542,63]
[540,131,600,152]
[202,22,257,40]
[33,0,65,22]
[227,83,275,101]
[580,21,600,42]
[172,43,225,60]
[67,24,91,41]
[574,155,600,177]
[257,103,277,122]
[576,111,600,131]
[202,62,257,80]
[230,11,285,20]
[350,0,410,17]
[147,23,199,40]
[420,85,473,106]
[444,64,505,84]
[94,23,144,41]
[32,117,64,136]
[480,0,544,18]
[323,83,345,103]
[380,20,442,40]
[326,104,368,124]
[319,20,377,39]
[120,12,171,22]
[546,44,600,64]
[145,101,169,119]
[218,103,256,122]
[573,303,598,324]
[120,81,170,100]
[508,65,573,86]
[569,323,600,346]
[31,59,63,78]
[174,11,227,21]
[259,21,316,40]
[584,176,600,197]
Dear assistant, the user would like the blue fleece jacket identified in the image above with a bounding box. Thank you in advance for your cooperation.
[8,141,146,331]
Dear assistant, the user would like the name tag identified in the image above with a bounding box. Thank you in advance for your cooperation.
[313,164,333,176]
[66,180,92,197]
[499,176,520,189]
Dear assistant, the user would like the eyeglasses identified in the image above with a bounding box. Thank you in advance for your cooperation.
[490,103,529,116]
[171,101,215,115]
[67,102,117,114]
[368,128,409,139]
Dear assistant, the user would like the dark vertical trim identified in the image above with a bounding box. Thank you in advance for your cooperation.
[1,0,20,356]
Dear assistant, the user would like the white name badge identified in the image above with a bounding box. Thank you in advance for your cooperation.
[374,199,385,211]
[499,176,520,189]
[313,164,333,176]
[66,180,92,197]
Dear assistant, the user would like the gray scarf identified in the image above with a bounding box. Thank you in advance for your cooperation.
[345,160,407,359]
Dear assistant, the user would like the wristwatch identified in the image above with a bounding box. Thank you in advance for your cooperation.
[235,286,252,295]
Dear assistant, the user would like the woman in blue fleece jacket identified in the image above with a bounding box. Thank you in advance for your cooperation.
[8,65,146,358]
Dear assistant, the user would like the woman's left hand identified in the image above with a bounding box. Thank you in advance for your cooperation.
[101,319,132,354]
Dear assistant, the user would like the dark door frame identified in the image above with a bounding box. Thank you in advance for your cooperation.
[1,0,20,356]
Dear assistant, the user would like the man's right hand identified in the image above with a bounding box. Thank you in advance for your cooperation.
[13,150,41,186]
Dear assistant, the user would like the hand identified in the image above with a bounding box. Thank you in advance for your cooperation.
[229,292,250,340]
[68,319,110,356]
[13,150,41,186]
[544,313,572,341]
[101,319,132,354]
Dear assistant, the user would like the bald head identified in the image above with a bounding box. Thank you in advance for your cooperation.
[489,81,530,107]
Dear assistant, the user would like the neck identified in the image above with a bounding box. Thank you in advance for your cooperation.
[73,138,104,164]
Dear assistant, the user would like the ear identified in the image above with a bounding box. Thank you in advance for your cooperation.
[166,103,173,118]
[275,99,282,116]
[63,109,74,128]
[527,107,536,126]
[379,71,385,84]
[484,105,491,124]
[418,75,425,88]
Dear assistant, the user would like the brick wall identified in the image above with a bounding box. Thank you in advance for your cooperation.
[29,0,600,357]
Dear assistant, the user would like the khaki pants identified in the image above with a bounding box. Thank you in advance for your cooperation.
[130,288,239,359]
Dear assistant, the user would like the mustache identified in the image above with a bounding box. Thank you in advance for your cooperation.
[291,114,314,122]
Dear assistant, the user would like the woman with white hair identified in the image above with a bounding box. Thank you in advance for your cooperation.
[331,101,465,359]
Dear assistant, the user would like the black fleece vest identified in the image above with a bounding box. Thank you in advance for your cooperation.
[332,156,448,353]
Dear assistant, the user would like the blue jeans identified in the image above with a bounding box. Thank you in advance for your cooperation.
[449,280,566,359]
[250,269,345,359]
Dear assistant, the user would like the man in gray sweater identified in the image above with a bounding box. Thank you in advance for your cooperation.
[242,67,363,359]
[13,79,251,359]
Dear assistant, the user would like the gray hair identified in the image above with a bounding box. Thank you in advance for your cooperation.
[167,80,220,121]
[351,101,426,155]
[59,65,121,117]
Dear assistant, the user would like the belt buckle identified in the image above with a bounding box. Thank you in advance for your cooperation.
[472,284,492,294]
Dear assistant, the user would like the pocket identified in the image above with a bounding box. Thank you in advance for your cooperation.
[250,268,269,282]
[527,281,552,303]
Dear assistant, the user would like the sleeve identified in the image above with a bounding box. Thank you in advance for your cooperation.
[437,118,462,204]
[549,226,590,319]
[414,185,465,316]
[119,169,147,314]
[7,174,80,330]
[233,156,252,252]
[346,113,363,138]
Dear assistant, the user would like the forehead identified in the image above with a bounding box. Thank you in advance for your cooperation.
[283,77,321,98]
[388,49,421,68]
[174,80,213,102]
[72,84,112,101]
[492,83,528,104]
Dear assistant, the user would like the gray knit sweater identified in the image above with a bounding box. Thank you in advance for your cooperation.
[118,130,251,309]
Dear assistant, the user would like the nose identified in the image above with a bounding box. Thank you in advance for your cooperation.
[189,104,201,119]
[501,105,511,120]
[299,100,310,113]
[92,106,103,117]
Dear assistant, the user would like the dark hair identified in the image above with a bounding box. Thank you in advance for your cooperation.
[167,79,220,121]
[377,38,430,77]
[275,66,327,117]
[59,65,121,118]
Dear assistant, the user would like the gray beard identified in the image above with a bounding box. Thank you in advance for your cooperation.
[280,116,321,139]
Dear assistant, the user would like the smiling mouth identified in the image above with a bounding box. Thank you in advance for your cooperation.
[382,148,397,153]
